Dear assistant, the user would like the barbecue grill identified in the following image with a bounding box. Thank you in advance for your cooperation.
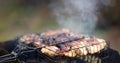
[0,39,110,63]
[0,29,114,63]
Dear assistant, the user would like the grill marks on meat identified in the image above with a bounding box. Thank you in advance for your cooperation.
[18,29,106,57]
[41,46,60,57]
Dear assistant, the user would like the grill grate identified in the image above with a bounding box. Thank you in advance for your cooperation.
[0,33,110,63]
[0,41,110,63]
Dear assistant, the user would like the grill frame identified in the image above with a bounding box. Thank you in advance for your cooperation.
[0,34,110,63]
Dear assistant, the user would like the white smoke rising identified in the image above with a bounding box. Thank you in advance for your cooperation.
[100,0,115,6]
[50,0,112,35]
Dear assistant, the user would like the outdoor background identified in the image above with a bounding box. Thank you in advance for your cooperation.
[0,0,120,53]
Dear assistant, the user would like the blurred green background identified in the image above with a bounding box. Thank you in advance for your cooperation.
[0,0,60,41]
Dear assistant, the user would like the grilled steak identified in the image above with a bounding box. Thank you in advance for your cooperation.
[19,29,106,57]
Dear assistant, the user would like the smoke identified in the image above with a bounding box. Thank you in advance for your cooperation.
[50,0,113,35]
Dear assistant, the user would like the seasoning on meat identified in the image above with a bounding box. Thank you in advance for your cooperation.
[19,29,107,57]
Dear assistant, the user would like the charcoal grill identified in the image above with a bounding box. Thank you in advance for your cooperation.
[0,33,110,63]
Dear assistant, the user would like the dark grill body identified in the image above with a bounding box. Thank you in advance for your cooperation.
[1,45,120,63]
[0,29,120,63]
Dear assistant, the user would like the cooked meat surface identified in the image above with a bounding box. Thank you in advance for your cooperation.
[18,29,107,57]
